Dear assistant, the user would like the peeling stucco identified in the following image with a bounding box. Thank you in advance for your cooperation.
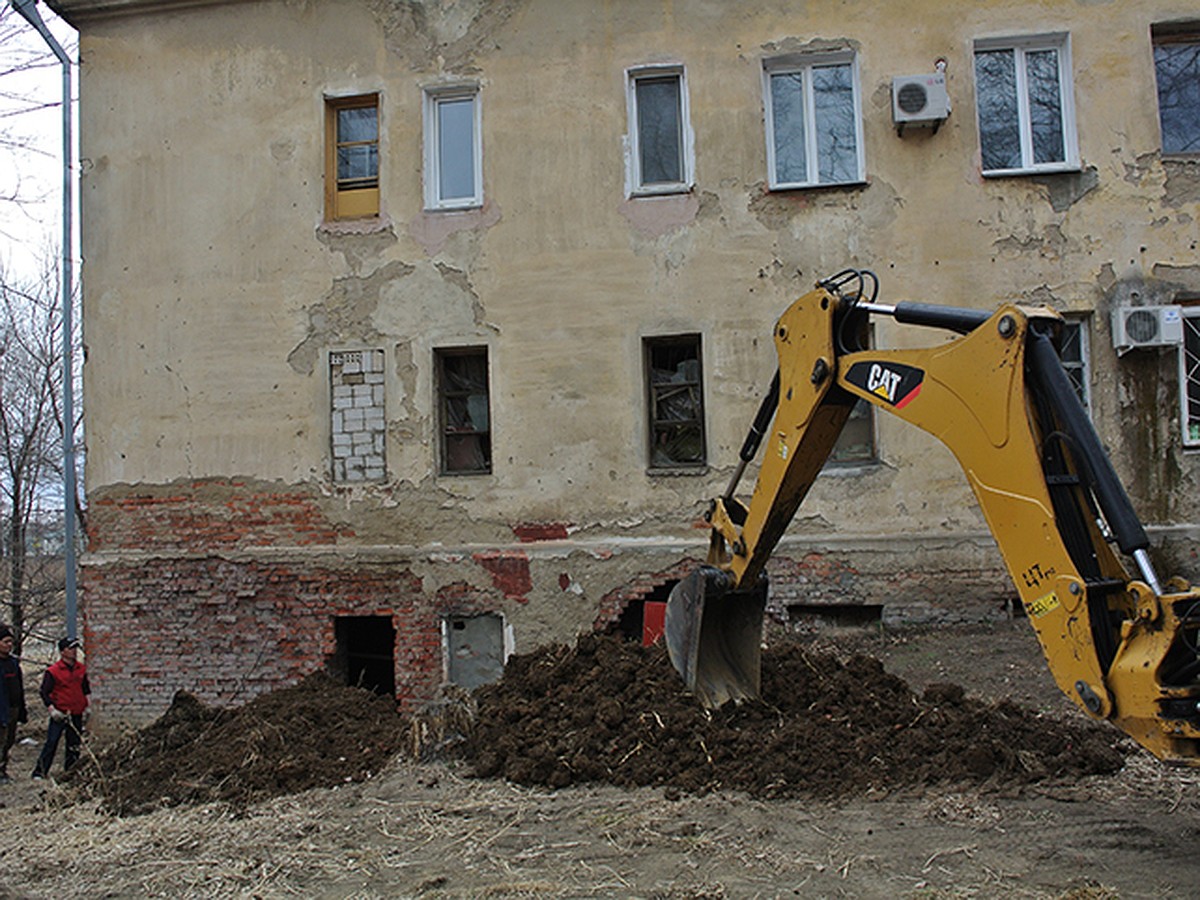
[365,0,528,71]
[288,260,416,375]
[1162,159,1200,209]
[1033,167,1099,213]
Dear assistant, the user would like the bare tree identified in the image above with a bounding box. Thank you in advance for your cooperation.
[0,256,79,654]
[0,5,65,235]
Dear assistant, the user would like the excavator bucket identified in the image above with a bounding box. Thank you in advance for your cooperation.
[663,567,767,708]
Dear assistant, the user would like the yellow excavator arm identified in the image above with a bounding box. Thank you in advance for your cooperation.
[665,269,1200,764]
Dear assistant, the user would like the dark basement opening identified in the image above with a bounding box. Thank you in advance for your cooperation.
[787,603,884,629]
[332,615,396,697]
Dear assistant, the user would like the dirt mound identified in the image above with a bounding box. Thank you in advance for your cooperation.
[463,632,1126,798]
[69,674,408,815]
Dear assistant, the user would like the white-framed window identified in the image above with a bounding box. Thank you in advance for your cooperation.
[1180,307,1200,448]
[763,51,865,189]
[973,34,1079,176]
[423,85,483,210]
[626,65,694,196]
[1057,316,1091,415]
[1152,24,1200,156]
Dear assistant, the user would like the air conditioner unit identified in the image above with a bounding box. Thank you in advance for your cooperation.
[892,74,951,130]
[1111,305,1184,353]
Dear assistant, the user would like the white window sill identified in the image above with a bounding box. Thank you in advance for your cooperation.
[982,164,1082,178]
[768,179,868,192]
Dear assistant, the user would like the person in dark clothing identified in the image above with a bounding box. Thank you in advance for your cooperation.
[32,637,89,779]
[0,625,23,784]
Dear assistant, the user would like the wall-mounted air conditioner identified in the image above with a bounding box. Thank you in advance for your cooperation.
[892,74,951,132]
[1111,305,1184,354]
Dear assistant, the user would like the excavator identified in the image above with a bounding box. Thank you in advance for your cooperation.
[664,268,1200,765]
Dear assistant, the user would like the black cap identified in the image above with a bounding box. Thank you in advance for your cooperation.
[0,626,12,641]
[58,637,81,651]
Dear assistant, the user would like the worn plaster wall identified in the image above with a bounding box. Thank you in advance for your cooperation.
[54,0,1200,721]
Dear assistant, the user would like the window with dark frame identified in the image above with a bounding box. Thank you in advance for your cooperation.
[1152,24,1200,156]
[325,93,380,220]
[437,348,491,475]
[645,335,705,468]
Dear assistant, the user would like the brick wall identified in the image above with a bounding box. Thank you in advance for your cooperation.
[83,555,502,723]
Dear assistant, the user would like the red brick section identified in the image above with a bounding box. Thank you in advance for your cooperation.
[594,558,698,630]
[82,557,505,724]
[87,480,352,552]
[511,521,570,542]
[473,550,533,603]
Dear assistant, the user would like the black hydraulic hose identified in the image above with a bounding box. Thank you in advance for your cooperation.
[1025,323,1150,556]
[723,371,780,501]
[739,370,780,463]
[893,301,991,335]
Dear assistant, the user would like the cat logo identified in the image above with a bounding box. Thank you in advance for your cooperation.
[845,360,925,409]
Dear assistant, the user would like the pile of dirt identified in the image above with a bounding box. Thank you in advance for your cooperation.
[68,674,408,816]
[463,632,1127,798]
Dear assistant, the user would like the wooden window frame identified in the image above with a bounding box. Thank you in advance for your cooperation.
[325,93,380,220]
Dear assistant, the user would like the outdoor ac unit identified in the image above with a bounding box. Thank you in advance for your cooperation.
[1111,305,1184,353]
[891,74,951,128]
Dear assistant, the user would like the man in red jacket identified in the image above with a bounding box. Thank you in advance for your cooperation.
[31,637,90,780]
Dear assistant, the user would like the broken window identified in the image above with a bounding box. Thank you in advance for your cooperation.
[332,616,396,697]
[1057,317,1091,414]
[627,66,693,195]
[437,347,492,475]
[764,52,865,189]
[325,93,380,220]
[1152,25,1200,155]
[424,85,482,210]
[330,349,386,482]
[974,35,1078,175]
[645,335,706,468]
[1180,306,1200,448]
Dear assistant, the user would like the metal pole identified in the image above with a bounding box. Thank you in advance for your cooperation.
[9,0,76,639]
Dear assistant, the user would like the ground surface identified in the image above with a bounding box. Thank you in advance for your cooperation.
[0,621,1198,898]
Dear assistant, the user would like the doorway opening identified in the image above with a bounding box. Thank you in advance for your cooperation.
[332,615,396,697]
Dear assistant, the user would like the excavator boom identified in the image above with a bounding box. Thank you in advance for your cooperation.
[665,270,1200,765]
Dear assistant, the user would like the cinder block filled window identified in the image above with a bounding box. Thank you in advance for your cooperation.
[423,85,482,210]
[1152,24,1200,155]
[763,51,865,189]
[1181,307,1200,447]
[973,34,1078,175]
[330,349,386,482]
[437,347,491,474]
[324,93,380,220]
[626,66,693,195]
[645,335,705,468]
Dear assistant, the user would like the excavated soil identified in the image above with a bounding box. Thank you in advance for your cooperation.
[465,632,1125,798]
[67,673,409,815]
[66,631,1123,817]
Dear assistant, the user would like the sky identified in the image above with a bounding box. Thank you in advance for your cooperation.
[0,4,78,282]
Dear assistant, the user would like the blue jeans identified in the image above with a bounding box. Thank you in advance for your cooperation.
[33,713,83,777]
